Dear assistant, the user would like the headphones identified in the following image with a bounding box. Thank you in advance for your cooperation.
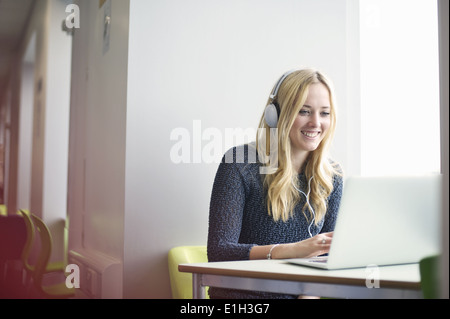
[292,176,316,238]
[264,69,299,128]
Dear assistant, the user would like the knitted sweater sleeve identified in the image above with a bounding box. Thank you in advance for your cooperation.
[207,154,256,262]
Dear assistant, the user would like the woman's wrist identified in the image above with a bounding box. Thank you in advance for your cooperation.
[250,243,296,260]
[267,244,280,259]
[271,242,297,259]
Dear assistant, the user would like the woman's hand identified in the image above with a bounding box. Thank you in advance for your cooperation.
[291,232,334,258]
[249,232,334,260]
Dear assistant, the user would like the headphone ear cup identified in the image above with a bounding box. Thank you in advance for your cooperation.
[264,103,280,128]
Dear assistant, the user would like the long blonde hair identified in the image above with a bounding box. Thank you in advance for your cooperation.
[256,68,341,223]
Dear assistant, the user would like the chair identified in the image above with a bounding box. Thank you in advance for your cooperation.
[22,212,75,298]
[18,210,66,284]
[168,246,209,299]
[0,204,7,216]
[419,255,440,299]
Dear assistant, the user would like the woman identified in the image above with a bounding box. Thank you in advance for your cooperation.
[207,68,343,299]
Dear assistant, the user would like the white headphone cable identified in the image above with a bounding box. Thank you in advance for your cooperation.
[293,176,316,238]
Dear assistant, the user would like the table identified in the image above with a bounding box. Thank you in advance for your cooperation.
[178,259,423,299]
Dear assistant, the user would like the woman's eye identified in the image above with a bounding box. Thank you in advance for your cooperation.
[299,110,310,115]
[321,112,330,116]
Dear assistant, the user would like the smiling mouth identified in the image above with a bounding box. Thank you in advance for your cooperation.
[302,131,320,138]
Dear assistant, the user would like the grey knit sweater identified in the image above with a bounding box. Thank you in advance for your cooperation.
[207,143,343,299]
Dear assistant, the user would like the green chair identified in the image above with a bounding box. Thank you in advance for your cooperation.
[18,210,66,286]
[419,255,440,299]
[168,246,209,299]
[29,214,75,298]
[0,204,7,216]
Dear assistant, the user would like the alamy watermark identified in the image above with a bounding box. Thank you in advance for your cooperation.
[64,4,80,30]
[65,264,80,289]
[365,264,380,289]
[169,120,278,174]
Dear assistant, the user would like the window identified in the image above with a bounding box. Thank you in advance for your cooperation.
[359,0,440,176]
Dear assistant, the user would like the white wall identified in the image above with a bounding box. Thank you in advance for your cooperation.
[67,0,129,266]
[359,0,440,176]
[17,59,34,211]
[42,0,73,262]
[17,32,36,212]
[125,0,357,298]
[42,0,72,225]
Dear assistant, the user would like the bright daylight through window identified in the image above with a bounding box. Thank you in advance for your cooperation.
[359,0,440,176]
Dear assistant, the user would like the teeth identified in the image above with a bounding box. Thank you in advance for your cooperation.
[302,131,319,138]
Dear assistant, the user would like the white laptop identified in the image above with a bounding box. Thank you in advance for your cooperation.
[288,174,442,270]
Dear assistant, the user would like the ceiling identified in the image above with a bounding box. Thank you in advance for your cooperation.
[0,0,35,96]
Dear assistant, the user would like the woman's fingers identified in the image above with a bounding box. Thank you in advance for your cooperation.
[320,231,334,238]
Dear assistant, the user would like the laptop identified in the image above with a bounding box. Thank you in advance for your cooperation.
[288,174,442,270]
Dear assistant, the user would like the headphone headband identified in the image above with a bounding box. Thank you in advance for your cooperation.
[269,69,299,100]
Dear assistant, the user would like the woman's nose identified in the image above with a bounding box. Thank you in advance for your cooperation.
[309,113,321,127]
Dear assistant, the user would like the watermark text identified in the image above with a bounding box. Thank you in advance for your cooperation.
[169,120,278,174]
[365,264,380,289]
[65,264,80,288]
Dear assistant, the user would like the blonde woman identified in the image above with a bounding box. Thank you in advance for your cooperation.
[207,68,343,299]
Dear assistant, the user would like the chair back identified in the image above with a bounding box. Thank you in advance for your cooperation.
[0,204,7,216]
[420,255,440,298]
[29,214,53,287]
[20,212,74,298]
[18,210,35,273]
[168,246,208,299]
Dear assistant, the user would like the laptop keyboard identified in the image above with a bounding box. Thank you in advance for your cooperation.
[308,257,328,263]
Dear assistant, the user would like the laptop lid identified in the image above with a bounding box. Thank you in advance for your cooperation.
[290,174,442,270]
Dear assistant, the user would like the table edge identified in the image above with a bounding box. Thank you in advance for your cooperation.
[178,262,421,290]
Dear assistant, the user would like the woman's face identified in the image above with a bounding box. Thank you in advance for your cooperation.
[289,82,331,155]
